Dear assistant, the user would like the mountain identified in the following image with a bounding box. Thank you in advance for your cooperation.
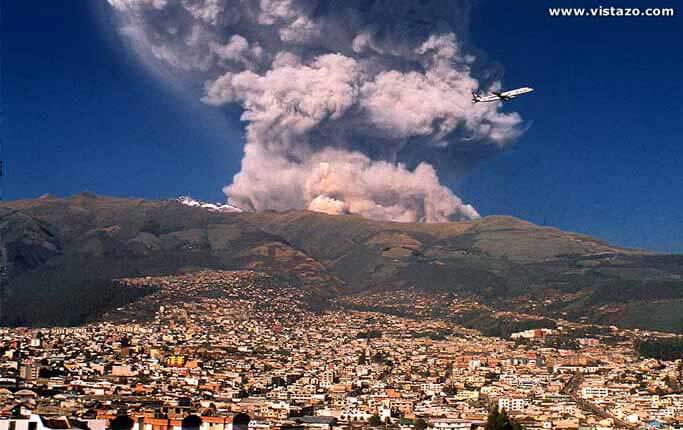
[0,194,341,326]
[1,194,682,331]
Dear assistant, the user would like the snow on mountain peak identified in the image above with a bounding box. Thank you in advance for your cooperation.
[176,196,244,213]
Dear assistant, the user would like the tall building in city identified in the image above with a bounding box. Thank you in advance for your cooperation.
[20,360,40,382]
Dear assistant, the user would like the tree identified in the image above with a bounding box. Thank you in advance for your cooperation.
[357,329,382,339]
[485,406,522,430]
[442,385,457,395]
[372,352,387,363]
[110,415,134,430]
[637,337,683,361]
[486,406,506,430]
[414,418,429,430]
[369,414,382,427]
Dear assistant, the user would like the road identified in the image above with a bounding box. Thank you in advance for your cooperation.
[563,372,635,429]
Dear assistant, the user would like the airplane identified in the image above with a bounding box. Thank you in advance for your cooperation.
[472,87,534,103]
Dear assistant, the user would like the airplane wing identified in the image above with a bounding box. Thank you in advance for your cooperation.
[473,92,503,103]
[493,91,515,101]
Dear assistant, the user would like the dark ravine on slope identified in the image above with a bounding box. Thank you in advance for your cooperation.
[1,194,682,331]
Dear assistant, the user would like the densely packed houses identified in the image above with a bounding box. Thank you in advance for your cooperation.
[0,271,681,430]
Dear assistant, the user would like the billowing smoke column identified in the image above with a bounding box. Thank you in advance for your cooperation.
[108,0,524,222]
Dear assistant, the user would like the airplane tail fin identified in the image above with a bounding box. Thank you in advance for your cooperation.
[471,92,481,103]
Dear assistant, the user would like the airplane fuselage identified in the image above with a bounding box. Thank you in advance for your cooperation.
[472,87,534,103]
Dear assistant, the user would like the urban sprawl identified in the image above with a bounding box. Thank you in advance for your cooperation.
[1,271,681,430]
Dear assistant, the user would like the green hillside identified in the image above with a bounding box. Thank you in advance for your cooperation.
[1,194,682,331]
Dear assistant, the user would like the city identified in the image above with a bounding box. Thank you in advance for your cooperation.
[0,271,680,430]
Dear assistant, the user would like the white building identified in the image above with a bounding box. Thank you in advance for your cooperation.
[0,414,80,430]
[498,397,530,411]
[581,386,609,399]
[432,419,475,430]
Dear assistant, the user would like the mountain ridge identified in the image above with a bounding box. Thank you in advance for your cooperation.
[0,194,681,331]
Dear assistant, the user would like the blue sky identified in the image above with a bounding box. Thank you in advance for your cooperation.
[1,0,682,252]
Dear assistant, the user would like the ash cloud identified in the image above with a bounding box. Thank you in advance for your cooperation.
[108,0,524,222]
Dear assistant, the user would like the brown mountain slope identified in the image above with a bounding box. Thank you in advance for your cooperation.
[0,195,342,325]
[1,195,682,331]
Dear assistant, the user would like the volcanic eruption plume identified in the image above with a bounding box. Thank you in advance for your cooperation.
[108,0,524,222]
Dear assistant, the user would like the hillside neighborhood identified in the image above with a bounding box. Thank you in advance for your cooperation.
[0,271,681,430]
